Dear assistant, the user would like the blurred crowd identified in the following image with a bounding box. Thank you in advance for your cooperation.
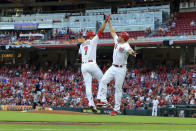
[0,63,195,110]
[0,28,84,44]
[153,12,196,37]
[50,28,86,40]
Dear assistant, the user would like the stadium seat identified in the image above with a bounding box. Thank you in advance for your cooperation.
[152,12,196,37]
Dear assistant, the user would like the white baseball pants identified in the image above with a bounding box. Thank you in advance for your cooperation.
[34,91,41,103]
[152,106,158,116]
[81,62,103,107]
[97,65,127,111]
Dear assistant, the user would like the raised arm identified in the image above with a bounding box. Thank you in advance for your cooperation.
[98,15,110,33]
[91,15,110,44]
[108,15,117,38]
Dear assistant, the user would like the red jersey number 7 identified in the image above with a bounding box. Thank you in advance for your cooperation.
[84,46,88,55]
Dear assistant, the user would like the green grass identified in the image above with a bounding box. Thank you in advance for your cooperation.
[0,111,196,131]
[0,124,196,131]
[0,111,196,124]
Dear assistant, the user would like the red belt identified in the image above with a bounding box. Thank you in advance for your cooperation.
[82,60,93,64]
[113,64,123,67]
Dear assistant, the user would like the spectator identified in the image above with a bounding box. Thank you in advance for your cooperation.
[190,20,195,26]
[171,21,176,28]
[0,64,195,110]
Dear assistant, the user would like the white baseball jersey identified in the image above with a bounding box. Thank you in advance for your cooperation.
[79,35,99,63]
[152,99,159,108]
[112,35,133,65]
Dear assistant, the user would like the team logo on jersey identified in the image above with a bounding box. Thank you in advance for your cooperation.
[82,41,90,47]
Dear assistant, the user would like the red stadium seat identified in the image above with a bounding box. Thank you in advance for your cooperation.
[152,12,196,37]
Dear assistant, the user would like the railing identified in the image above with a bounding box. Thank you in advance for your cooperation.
[99,35,196,44]
[132,35,196,43]
[0,35,196,46]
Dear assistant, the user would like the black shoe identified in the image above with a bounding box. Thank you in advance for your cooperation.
[90,106,97,113]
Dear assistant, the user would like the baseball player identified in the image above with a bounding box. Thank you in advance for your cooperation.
[78,15,110,113]
[97,16,137,116]
[32,77,42,110]
[152,97,159,116]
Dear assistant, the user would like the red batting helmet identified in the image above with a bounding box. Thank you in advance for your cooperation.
[86,31,95,39]
[118,32,130,41]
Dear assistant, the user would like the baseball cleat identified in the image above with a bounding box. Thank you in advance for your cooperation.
[110,110,118,116]
[90,106,97,113]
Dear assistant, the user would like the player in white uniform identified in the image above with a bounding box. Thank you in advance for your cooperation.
[78,15,110,113]
[97,16,137,116]
[152,97,159,116]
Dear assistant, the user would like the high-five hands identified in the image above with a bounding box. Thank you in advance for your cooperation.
[105,14,111,23]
